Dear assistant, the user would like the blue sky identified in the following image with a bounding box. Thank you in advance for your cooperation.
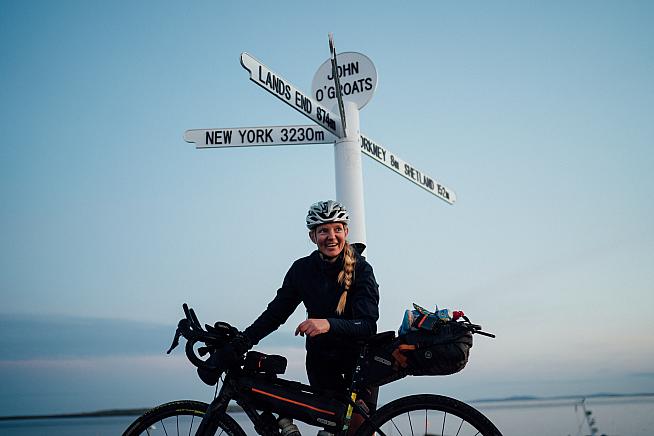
[1,0,653,416]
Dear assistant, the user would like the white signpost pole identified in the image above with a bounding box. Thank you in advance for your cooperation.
[334,101,366,248]
[326,33,377,246]
[327,34,367,249]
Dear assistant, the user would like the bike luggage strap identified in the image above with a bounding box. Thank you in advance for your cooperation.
[356,331,395,347]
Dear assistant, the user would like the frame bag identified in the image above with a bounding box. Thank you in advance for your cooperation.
[238,375,346,431]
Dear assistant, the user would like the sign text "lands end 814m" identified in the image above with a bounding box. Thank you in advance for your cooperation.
[241,52,344,138]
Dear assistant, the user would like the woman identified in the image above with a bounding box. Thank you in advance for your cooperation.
[243,200,380,431]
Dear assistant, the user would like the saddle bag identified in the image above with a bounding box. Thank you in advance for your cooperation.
[400,320,473,376]
[238,375,346,431]
[362,317,473,387]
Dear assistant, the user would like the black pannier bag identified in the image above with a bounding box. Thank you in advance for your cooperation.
[237,375,347,431]
[362,319,474,387]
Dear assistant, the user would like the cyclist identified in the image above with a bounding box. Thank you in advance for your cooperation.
[246,200,380,434]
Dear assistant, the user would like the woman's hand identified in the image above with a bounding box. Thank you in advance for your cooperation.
[295,319,330,337]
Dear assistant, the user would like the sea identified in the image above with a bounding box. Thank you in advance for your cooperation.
[0,396,651,435]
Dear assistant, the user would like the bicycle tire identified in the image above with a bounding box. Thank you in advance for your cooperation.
[355,394,502,436]
[122,400,247,436]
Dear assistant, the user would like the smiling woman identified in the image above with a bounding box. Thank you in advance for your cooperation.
[202,200,382,434]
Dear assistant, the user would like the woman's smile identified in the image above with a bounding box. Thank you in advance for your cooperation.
[313,222,348,259]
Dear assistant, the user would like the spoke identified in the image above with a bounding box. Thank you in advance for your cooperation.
[177,415,179,436]
[407,411,414,436]
[442,412,447,436]
[389,417,404,436]
[188,415,194,436]
[161,419,169,436]
[455,417,464,436]
[425,409,428,434]
[146,426,152,436]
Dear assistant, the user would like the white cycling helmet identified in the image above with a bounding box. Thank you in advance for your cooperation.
[306,200,350,229]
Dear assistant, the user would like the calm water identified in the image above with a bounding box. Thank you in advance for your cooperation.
[1,396,652,435]
[480,396,654,436]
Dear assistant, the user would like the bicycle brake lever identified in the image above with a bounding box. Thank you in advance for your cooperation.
[182,303,192,322]
[167,328,182,354]
[189,308,203,331]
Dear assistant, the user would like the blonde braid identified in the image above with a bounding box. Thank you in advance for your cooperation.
[336,241,356,315]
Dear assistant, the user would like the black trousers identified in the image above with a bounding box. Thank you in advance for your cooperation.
[305,351,378,412]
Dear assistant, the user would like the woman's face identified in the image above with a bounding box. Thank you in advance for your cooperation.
[310,222,348,259]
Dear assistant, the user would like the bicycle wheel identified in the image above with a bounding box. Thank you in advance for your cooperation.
[122,400,247,436]
[355,394,502,436]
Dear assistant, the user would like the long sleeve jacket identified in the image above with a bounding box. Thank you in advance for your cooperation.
[243,249,379,358]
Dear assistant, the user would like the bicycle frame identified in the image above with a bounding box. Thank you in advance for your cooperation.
[193,343,381,436]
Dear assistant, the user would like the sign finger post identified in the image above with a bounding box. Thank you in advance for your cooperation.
[184,35,456,252]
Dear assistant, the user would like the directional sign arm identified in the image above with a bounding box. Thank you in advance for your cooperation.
[240,52,344,138]
[184,125,337,148]
[359,134,456,204]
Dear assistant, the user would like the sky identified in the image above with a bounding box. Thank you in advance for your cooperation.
[1,0,653,417]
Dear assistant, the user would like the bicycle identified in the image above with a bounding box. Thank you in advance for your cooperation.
[123,304,503,436]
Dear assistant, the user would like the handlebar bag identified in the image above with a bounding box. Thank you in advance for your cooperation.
[238,375,346,431]
[243,351,287,375]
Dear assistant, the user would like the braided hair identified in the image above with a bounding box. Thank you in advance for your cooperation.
[336,241,356,315]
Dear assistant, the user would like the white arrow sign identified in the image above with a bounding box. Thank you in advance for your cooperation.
[360,134,456,204]
[184,125,338,148]
[240,52,344,138]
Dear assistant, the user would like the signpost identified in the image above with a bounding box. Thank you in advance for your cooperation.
[186,36,456,251]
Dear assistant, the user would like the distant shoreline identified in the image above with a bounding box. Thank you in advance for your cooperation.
[0,409,149,422]
[470,391,654,404]
[0,404,243,422]
[471,392,654,410]
[1,393,652,422]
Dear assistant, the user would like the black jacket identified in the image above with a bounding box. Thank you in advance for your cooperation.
[243,249,379,360]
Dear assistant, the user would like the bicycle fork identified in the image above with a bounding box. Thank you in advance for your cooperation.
[193,378,237,435]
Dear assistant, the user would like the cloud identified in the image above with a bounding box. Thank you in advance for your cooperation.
[0,314,174,360]
[0,313,303,360]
